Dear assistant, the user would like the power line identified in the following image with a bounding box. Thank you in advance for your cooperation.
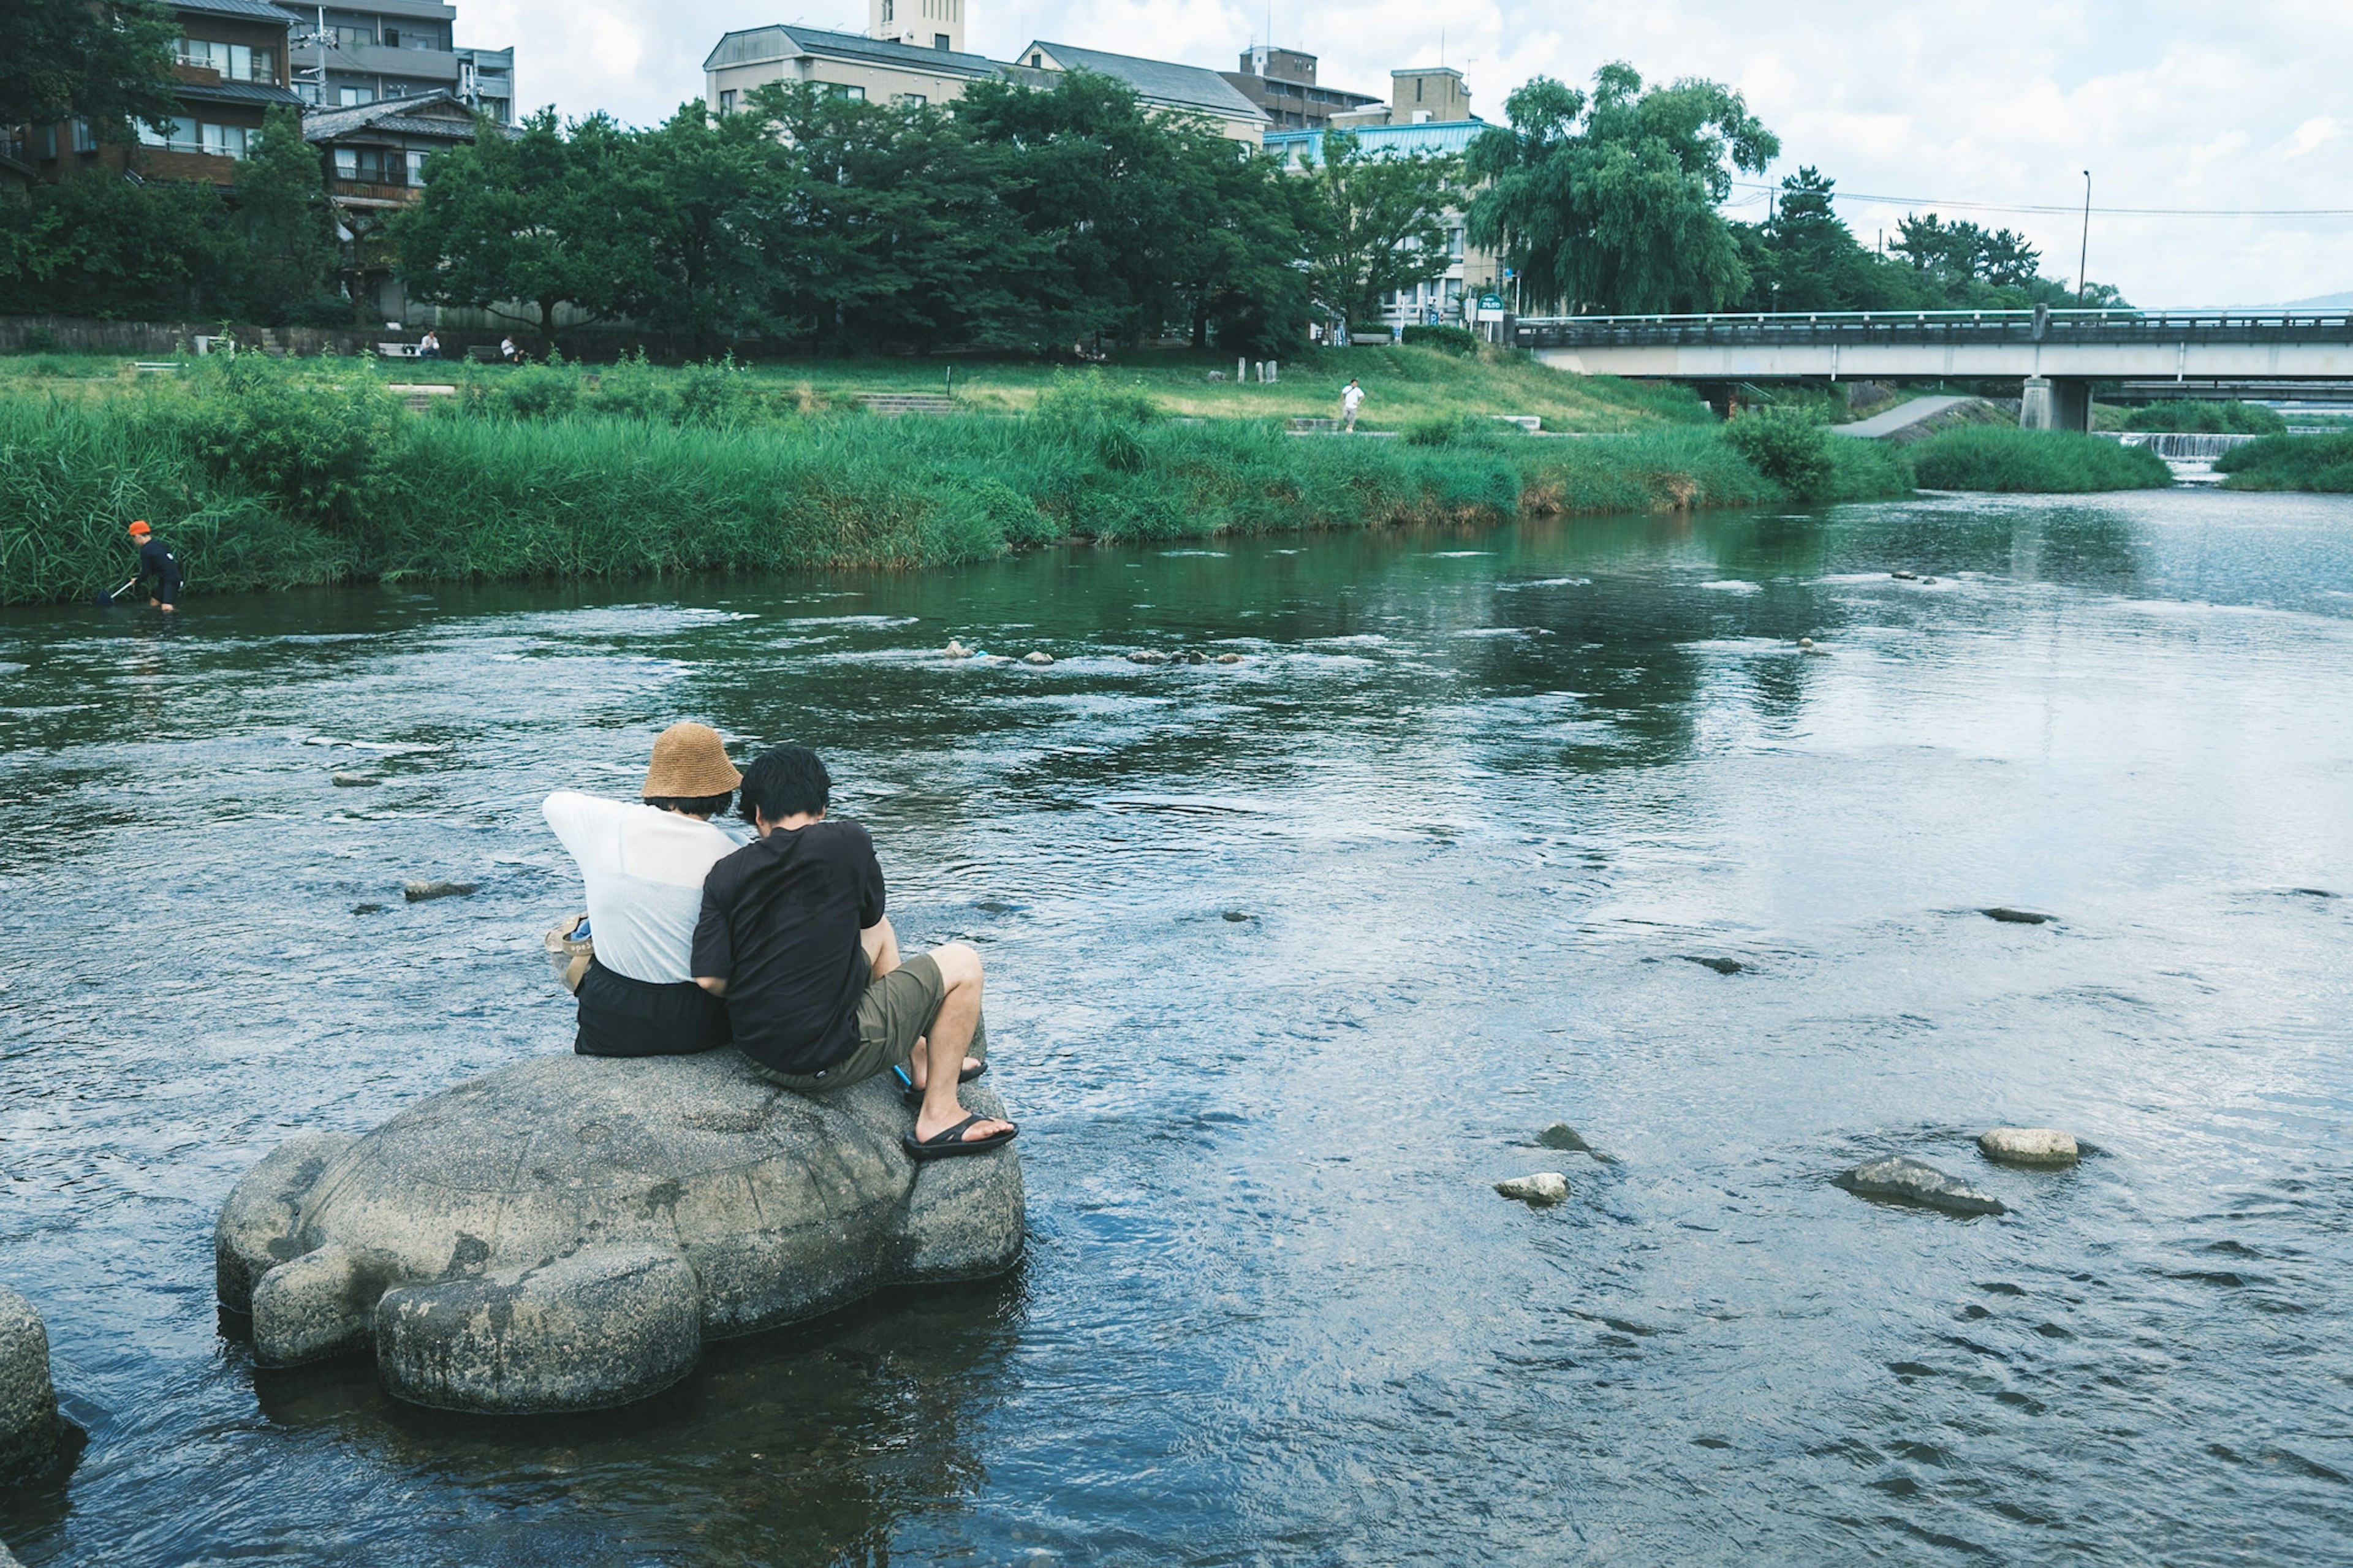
[1732,181,2353,218]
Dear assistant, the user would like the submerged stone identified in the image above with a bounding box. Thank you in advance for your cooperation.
[943,640,972,659]
[1537,1123,1593,1153]
[1495,1173,1570,1206]
[216,1052,1024,1414]
[1981,907,2054,925]
[332,771,382,787]
[1835,1156,2005,1216]
[1214,652,1243,664]
[1681,955,1745,975]
[1978,1127,2079,1165]
[404,881,477,902]
[0,1287,61,1481]
[1022,651,1054,665]
[1127,650,1170,665]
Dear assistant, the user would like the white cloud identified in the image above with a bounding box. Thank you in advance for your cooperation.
[477,0,2353,305]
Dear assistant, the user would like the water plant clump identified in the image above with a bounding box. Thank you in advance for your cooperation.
[2120,400,2286,435]
[1908,426,2173,493]
[2215,432,2353,493]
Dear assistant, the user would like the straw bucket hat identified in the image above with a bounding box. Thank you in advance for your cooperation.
[642,722,742,798]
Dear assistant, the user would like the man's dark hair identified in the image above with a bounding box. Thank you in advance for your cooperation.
[737,745,830,825]
[643,791,733,819]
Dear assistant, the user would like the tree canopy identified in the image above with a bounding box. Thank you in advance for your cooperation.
[1298,131,1466,330]
[1466,64,1778,315]
[0,0,180,143]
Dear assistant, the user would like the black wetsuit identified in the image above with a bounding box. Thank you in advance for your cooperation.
[135,537,181,607]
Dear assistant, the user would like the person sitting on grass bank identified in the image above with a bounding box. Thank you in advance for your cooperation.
[692,745,1015,1162]
[544,722,743,1058]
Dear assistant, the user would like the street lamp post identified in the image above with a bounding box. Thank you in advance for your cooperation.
[2077,170,2091,305]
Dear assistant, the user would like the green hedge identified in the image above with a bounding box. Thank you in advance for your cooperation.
[2216,432,2353,492]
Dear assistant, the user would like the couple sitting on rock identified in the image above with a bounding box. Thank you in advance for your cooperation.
[541,724,1015,1161]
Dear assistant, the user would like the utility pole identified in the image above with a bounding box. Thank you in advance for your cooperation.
[2077,170,2091,305]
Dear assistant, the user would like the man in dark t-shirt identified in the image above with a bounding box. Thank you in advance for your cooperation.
[127,520,181,612]
[694,745,1015,1161]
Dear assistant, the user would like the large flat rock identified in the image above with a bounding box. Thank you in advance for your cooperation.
[217,1051,1024,1412]
[0,1287,60,1480]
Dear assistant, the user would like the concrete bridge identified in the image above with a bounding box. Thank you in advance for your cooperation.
[1515,306,2353,430]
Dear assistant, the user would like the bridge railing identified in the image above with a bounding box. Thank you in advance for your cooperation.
[1515,307,2353,350]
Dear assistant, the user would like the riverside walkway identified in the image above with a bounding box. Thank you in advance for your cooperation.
[1516,306,2353,430]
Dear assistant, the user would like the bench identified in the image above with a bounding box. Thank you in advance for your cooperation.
[464,344,503,363]
[377,341,422,358]
[133,362,181,375]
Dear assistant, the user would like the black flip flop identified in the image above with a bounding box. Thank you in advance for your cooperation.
[891,1060,988,1105]
[903,1114,1017,1161]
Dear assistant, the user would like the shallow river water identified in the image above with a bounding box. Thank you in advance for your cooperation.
[3,488,2352,1565]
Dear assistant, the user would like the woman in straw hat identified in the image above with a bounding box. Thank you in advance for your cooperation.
[542,722,745,1057]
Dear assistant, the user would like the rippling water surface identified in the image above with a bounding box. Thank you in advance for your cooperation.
[4,489,2351,1564]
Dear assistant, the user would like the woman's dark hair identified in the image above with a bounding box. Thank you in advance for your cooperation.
[643,791,733,819]
[737,745,831,825]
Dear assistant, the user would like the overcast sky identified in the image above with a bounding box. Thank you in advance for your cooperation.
[461,0,2353,308]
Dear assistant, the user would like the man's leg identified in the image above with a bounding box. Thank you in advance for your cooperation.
[862,916,901,980]
[914,942,1011,1146]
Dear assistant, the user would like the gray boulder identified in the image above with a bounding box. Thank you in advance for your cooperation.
[1979,1127,2079,1165]
[0,1287,61,1480]
[216,1051,1024,1414]
[1835,1156,2005,1216]
[1495,1173,1570,1206]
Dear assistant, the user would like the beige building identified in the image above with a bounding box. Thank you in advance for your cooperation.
[703,7,1269,144]
[1331,66,1472,129]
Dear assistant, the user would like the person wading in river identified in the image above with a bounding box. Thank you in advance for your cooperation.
[126,520,181,612]
[543,723,742,1057]
[692,745,1015,1161]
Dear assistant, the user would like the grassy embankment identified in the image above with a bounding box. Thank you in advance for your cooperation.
[2215,433,2353,492]
[0,343,1705,433]
[1908,427,2173,492]
[0,353,1915,605]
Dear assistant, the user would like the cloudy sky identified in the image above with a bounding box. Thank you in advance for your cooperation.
[463,0,2353,307]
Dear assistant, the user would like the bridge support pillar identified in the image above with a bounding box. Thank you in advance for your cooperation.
[2020,376,2093,433]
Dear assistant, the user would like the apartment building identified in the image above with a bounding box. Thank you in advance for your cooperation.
[285,2,516,123]
[704,3,1270,144]
[1218,46,1379,132]
[17,0,304,189]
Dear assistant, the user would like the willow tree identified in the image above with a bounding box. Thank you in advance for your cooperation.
[1465,64,1777,316]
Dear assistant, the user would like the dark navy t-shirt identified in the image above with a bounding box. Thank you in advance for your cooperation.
[691,819,885,1075]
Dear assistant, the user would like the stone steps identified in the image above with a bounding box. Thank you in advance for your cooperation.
[858,393,957,417]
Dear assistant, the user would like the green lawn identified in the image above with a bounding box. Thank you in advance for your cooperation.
[0,344,1713,433]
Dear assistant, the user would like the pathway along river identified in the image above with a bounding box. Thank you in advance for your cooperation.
[4,489,2351,1564]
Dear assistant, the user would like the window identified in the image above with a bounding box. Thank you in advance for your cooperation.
[406,150,425,184]
[933,32,950,49]
[179,39,271,80]
[37,125,56,159]
[881,0,893,20]
[1447,226,1464,259]
[138,119,246,156]
[72,118,97,153]
[1029,53,1042,66]
[326,24,376,50]
[202,123,248,157]
[819,83,865,100]
[896,93,926,107]
[381,26,399,46]
[1415,78,1423,102]
[339,86,371,107]
[718,88,738,113]
[334,146,357,178]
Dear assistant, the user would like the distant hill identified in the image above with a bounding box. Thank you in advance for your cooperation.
[2284,290,2353,308]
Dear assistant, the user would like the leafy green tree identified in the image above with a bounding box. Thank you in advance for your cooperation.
[1297,131,1467,331]
[745,82,1042,353]
[0,0,179,143]
[1466,64,1778,314]
[955,70,1281,350]
[0,173,240,317]
[237,104,342,324]
[629,102,794,355]
[1732,167,1928,312]
[393,109,662,351]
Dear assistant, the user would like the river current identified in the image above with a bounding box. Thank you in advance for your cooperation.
[2,488,2350,1564]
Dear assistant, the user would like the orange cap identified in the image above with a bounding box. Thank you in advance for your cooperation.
[127,520,151,536]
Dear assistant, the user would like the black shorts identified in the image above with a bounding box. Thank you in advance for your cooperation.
[575,959,730,1058]
[155,576,180,607]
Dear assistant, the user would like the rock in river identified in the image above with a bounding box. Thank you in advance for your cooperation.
[1981,907,2054,925]
[0,1287,62,1480]
[1495,1173,1570,1206]
[1835,1156,2005,1216]
[216,1051,1025,1414]
[332,771,382,787]
[403,880,477,902]
[1022,651,1055,665]
[1979,1127,2079,1165]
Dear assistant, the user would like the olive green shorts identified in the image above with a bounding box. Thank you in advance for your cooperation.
[755,952,989,1094]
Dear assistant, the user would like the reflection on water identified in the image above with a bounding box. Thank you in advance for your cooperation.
[3,488,2352,1564]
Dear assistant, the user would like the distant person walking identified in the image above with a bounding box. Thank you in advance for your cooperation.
[125,520,180,613]
[1340,378,1365,433]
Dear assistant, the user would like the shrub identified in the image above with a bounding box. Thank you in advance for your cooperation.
[1909,427,2171,492]
[487,362,581,421]
[1403,415,1460,445]
[174,355,400,525]
[2215,432,2353,492]
[1400,324,1482,355]
[1032,368,1159,426]
[1721,408,1836,498]
[2122,400,2286,435]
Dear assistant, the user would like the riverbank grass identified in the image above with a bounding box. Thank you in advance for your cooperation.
[2215,433,2353,492]
[1909,427,2172,493]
